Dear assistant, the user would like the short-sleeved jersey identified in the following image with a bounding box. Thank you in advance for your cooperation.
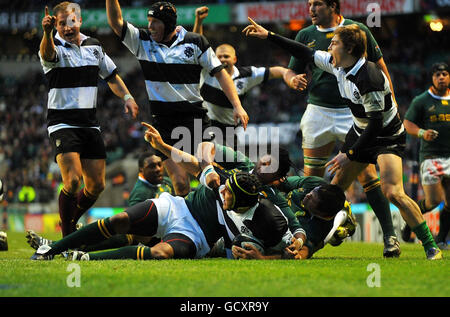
[279,176,333,258]
[313,52,403,141]
[200,65,269,125]
[120,22,223,117]
[288,18,382,109]
[128,176,173,206]
[404,89,450,162]
[39,32,117,135]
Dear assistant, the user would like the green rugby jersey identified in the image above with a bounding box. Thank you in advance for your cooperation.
[288,18,383,109]
[184,183,225,247]
[128,176,173,206]
[279,175,333,258]
[405,89,450,163]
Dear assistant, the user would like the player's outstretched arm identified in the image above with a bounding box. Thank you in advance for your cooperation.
[193,6,208,35]
[40,6,56,62]
[106,74,139,119]
[269,66,308,91]
[243,17,315,65]
[142,122,202,176]
[106,0,124,37]
[214,69,249,130]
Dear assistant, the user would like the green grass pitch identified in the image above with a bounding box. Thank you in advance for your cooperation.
[0,231,448,298]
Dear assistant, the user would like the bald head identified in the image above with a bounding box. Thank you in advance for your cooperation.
[215,44,237,73]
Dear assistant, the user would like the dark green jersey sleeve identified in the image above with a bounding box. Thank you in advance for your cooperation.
[404,94,425,125]
[213,143,254,172]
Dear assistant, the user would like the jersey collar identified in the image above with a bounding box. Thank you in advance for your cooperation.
[138,174,161,188]
[427,88,450,100]
[344,57,366,78]
[316,16,346,33]
[55,32,88,47]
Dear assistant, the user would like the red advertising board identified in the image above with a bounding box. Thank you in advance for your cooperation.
[236,0,414,23]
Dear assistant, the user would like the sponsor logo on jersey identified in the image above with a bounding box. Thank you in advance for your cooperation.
[306,40,316,48]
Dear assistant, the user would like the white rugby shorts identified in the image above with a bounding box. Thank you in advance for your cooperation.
[152,192,210,258]
[420,157,450,185]
[300,104,353,149]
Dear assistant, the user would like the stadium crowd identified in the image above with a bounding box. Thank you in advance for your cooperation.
[0,7,448,204]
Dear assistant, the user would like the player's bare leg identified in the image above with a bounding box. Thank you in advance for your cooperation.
[377,154,441,259]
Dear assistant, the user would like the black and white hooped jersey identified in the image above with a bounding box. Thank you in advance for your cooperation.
[200,65,269,125]
[314,51,404,138]
[39,32,117,135]
[121,22,224,117]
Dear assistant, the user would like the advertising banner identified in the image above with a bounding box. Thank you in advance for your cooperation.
[235,0,415,24]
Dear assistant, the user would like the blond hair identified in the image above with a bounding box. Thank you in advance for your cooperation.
[335,24,367,59]
[52,2,81,18]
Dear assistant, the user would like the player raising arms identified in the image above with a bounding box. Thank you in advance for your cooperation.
[39,2,138,237]
[243,19,442,260]
[192,6,300,148]
[105,1,249,196]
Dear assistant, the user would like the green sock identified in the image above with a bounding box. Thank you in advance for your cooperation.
[49,218,115,255]
[364,180,396,237]
[412,221,438,252]
[81,234,133,252]
[88,245,152,260]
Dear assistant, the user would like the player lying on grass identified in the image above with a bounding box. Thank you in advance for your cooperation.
[30,123,292,261]
[243,18,442,260]
[196,141,351,260]
[27,142,307,258]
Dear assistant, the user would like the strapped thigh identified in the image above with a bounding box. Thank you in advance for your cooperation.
[125,199,158,237]
[162,233,196,259]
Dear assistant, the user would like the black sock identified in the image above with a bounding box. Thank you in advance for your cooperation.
[436,206,450,244]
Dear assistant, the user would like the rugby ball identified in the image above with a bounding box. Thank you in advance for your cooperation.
[232,233,265,255]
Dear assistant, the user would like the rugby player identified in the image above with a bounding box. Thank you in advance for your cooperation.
[243,19,442,259]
